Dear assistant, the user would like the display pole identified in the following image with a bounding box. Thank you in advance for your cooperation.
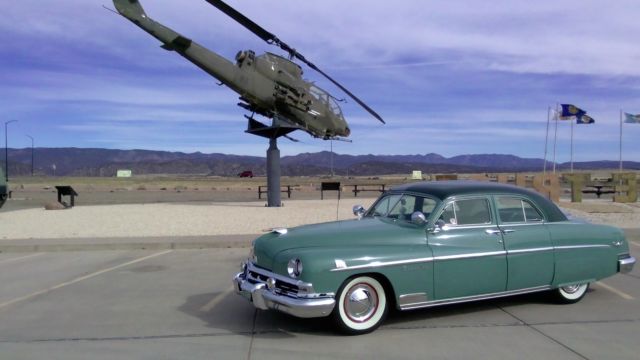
[543,106,551,183]
[552,104,559,173]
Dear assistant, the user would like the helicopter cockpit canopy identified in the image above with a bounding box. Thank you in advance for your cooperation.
[309,84,344,119]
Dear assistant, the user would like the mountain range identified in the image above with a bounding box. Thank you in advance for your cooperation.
[1,148,638,177]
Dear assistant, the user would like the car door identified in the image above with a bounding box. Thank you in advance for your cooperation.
[428,196,507,300]
[495,195,554,290]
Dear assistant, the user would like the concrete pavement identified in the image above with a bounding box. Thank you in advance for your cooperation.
[0,247,638,359]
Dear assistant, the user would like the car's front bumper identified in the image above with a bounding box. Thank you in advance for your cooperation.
[233,264,335,319]
[619,256,636,274]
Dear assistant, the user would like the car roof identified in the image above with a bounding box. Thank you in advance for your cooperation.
[390,180,567,222]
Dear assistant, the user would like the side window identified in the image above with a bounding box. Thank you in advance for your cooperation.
[421,198,438,216]
[497,196,544,223]
[439,198,492,226]
[388,195,416,220]
[497,197,525,223]
[523,200,543,222]
[456,198,492,225]
[369,194,400,217]
[439,202,457,225]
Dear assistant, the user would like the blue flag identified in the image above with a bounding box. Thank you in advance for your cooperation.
[577,114,595,124]
[561,104,586,118]
[624,112,640,124]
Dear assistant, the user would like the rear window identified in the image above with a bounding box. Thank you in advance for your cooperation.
[496,196,543,223]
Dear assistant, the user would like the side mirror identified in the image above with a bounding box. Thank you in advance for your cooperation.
[429,219,446,234]
[410,211,427,225]
[353,205,365,220]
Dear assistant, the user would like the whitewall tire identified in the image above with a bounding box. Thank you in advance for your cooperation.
[554,283,589,304]
[332,276,388,334]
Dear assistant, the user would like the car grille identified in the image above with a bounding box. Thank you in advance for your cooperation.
[247,265,301,298]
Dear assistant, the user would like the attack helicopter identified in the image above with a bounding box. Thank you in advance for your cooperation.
[112,0,385,141]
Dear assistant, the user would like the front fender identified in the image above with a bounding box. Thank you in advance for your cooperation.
[273,245,434,305]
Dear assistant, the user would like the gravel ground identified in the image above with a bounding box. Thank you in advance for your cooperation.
[1,198,638,241]
[0,199,376,240]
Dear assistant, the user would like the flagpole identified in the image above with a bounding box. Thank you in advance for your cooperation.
[619,110,623,174]
[570,117,574,173]
[543,106,551,182]
[553,103,559,173]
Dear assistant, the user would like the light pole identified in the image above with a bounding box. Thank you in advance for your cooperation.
[26,135,34,176]
[4,120,18,182]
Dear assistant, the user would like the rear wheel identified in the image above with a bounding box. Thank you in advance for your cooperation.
[554,283,589,304]
[332,276,388,335]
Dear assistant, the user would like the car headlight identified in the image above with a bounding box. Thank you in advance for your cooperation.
[287,258,303,278]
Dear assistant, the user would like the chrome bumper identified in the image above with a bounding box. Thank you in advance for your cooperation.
[233,268,335,319]
[619,256,636,274]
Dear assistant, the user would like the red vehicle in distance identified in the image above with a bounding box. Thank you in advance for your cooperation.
[238,170,254,178]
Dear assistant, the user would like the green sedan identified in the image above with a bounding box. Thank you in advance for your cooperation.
[233,181,636,334]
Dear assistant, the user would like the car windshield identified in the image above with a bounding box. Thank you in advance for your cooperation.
[366,193,438,221]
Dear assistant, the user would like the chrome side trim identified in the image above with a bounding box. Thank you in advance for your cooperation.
[434,251,506,261]
[498,222,545,227]
[507,247,554,255]
[399,285,552,310]
[331,251,507,272]
[330,257,434,272]
[554,244,612,250]
[398,293,429,308]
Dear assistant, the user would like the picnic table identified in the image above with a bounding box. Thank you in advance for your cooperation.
[351,184,387,197]
[258,185,296,200]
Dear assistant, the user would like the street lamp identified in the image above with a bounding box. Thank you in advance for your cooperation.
[4,120,18,182]
[26,135,34,176]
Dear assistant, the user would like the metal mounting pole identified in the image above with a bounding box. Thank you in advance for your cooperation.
[26,135,34,176]
[266,137,281,207]
[4,120,18,182]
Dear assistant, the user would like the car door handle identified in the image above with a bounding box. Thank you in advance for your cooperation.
[485,229,502,235]
[502,229,516,234]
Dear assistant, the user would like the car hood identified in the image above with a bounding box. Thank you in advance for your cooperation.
[253,217,426,270]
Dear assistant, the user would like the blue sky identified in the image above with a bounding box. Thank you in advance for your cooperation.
[1,0,639,162]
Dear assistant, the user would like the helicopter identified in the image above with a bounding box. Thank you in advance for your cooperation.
[112,0,385,141]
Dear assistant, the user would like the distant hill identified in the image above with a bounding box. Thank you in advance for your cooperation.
[1,148,638,177]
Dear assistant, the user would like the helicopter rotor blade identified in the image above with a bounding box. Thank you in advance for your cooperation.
[203,0,277,44]
[203,0,385,124]
[299,58,385,124]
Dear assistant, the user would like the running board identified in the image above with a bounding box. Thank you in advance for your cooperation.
[399,285,553,311]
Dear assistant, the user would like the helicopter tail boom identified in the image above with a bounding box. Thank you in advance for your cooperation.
[113,0,243,93]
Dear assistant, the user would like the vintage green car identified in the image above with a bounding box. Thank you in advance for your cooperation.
[233,181,636,334]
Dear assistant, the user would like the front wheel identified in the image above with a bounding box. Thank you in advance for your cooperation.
[331,276,388,335]
[553,283,589,304]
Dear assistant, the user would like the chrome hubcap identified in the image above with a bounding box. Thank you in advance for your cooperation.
[561,284,582,294]
[345,283,378,322]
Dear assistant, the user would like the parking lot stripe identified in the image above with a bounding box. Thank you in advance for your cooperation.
[0,250,173,311]
[199,286,234,312]
[594,281,635,300]
[0,253,44,265]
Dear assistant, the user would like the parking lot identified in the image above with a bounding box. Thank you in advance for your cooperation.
[0,244,639,360]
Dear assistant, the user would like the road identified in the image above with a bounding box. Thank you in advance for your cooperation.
[0,246,639,360]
